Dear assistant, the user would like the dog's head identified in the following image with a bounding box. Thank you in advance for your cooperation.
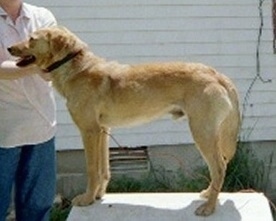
[8,26,86,71]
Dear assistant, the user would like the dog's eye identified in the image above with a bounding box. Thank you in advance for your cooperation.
[29,36,38,47]
[29,36,38,42]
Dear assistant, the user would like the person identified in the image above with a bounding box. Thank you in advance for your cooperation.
[0,1,57,220]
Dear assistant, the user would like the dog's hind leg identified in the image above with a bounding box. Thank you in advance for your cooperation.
[189,115,227,216]
[197,111,240,202]
[197,86,240,204]
[186,85,235,216]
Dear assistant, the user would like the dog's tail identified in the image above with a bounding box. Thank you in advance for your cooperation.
[217,77,241,163]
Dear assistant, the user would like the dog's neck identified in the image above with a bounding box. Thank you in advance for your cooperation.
[43,50,81,72]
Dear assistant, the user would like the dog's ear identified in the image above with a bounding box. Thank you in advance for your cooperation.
[49,33,69,53]
[49,27,85,55]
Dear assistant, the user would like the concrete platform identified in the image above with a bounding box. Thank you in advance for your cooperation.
[67,192,273,221]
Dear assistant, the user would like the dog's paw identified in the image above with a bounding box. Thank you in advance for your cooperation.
[72,193,95,206]
[194,202,215,216]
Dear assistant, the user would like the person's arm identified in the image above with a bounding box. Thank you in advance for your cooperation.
[0,60,43,80]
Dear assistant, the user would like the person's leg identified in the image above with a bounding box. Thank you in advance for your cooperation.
[0,147,21,221]
[15,137,56,221]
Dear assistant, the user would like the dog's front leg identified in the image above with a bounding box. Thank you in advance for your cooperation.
[72,126,103,206]
[96,127,110,199]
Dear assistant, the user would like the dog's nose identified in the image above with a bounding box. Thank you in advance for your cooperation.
[7,47,12,53]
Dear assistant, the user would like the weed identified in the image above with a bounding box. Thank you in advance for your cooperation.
[108,142,274,204]
[50,196,71,221]
[224,142,273,193]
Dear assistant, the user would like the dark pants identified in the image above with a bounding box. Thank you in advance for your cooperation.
[0,138,56,221]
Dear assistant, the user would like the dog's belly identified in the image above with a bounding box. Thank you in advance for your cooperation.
[100,111,166,128]
[99,105,185,128]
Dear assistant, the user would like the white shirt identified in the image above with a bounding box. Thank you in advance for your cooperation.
[0,3,57,147]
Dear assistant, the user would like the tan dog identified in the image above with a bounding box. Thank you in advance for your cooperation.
[8,26,240,216]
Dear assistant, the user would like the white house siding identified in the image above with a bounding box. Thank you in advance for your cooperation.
[26,0,276,150]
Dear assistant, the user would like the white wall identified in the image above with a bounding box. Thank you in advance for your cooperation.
[26,0,276,150]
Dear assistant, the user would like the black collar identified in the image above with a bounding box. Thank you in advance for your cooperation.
[44,51,81,72]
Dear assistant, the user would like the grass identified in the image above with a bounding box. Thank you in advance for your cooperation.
[50,143,275,220]
[109,142,273,194]
[50,196,72,221]
[224,141,273,192]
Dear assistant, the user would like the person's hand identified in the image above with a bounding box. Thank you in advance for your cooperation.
[0,61,52,80]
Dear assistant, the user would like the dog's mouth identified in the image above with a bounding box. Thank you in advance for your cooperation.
[16,55,36,67]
